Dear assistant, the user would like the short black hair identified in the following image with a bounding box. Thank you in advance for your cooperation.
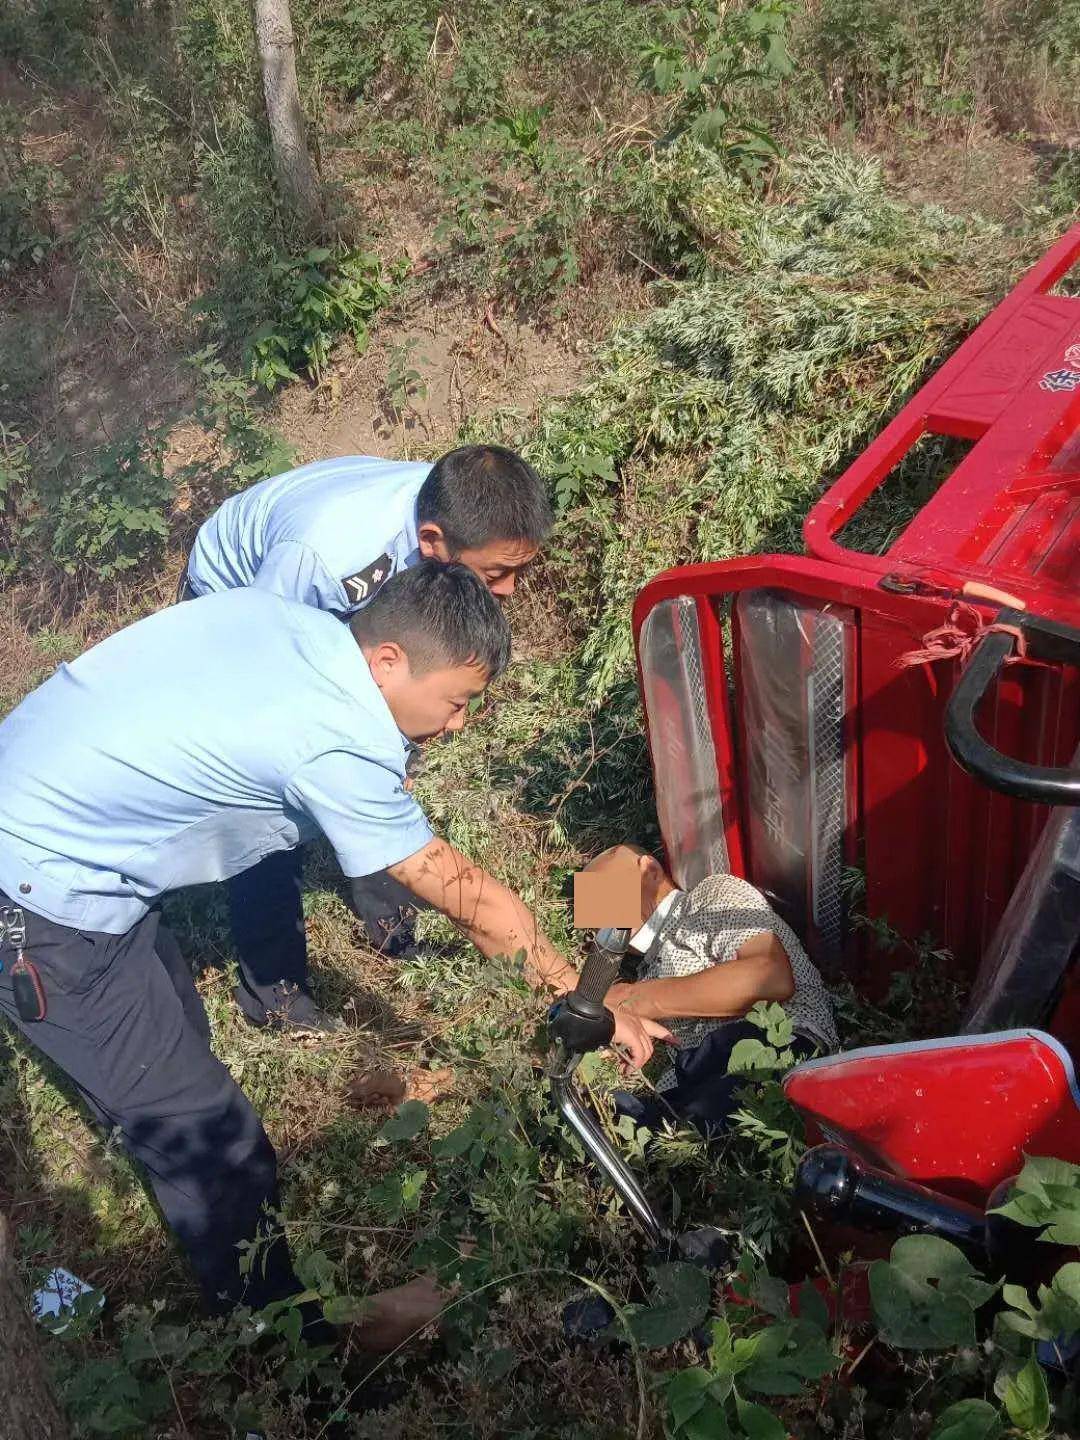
[416,445,553,554]
[350,559,512,679]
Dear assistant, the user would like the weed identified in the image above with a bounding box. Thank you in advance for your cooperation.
[300,0,437,101]
[384,338,429,418]
[641,0,794,182]
[33,427,173,582]
[804,0,1080,131]
[0,105,63,276]
[240,246,404,389]
[1047,146,1080,222]
[0,425,33,578]
[3,5,1080,1438]
[442,41,509,124]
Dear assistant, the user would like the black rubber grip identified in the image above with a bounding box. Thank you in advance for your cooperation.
[945,623,1080,805]
[574,928,631,1007]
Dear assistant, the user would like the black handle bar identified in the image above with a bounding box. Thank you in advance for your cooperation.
[945,608,1080,805]
[573,926,631,1007]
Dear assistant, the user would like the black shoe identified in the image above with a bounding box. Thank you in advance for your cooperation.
[562,1294,617,1343]
[235,983,345,1034]
[362,905,418,959]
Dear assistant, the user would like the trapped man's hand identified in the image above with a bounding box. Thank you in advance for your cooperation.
[611,1008,676,1070]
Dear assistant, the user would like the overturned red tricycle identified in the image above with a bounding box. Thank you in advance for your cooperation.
[549,222,1080,1264]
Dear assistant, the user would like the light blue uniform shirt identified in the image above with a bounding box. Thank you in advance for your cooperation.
[186,456,431,613]
[0,590,434,934]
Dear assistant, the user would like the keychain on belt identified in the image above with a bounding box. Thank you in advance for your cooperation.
[0,905,47,1022]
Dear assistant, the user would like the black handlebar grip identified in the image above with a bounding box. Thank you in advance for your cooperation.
[796,1145,986,1255]
[950,613,1080,806]
[574,927,632,1008]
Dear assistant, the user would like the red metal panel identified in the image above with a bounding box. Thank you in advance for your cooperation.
[697,595,746,878]
[636,556,1080,977]
[926,295,1080,432]
[784,1032,1080,1206]
[858,610,950,966]
[802,223,1080,627]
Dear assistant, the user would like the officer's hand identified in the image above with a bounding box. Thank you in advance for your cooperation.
[611,1009,676,1071]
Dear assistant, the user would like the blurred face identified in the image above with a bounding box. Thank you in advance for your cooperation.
[583,846,675,930]
[364,641,490,742]
[418,525,539,598]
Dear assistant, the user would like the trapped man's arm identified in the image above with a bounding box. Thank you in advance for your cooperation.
[604,931,795,1023]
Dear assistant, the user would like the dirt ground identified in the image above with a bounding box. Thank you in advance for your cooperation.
[277,296,593,461]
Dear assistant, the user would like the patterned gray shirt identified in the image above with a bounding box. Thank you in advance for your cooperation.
[633,872,838,1087]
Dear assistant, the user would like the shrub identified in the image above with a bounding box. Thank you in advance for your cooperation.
[803,0,1080,130]
[240,246,403,389]
[0,105,61,277]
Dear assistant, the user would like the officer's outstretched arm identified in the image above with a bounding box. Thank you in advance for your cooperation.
[387,838,579,993]
[385,839,678,1069]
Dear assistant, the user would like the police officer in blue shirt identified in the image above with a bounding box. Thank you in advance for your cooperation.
[0,562,671,1331]
[180,444,553,1033]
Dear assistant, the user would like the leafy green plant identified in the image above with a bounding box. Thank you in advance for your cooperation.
[660,1290,838,1438]
[185,345,296,494]
[384,338,429,418]
[991,1155,1080,1246]
[870,1235,999,1349]
[244,246,403,389]
[0,104,61,276]
[443,41,508,123]
[45,1286,342,1437]
[0,424,32,577]
[302,0,436,100]
[33,428,173,582]
[492,105,549,167]
[640,0,793,181]
[999,1264,1080,1348]
[805,0,1080,130]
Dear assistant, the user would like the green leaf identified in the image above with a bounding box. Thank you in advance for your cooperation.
[431,1120,473,1159]
[682,1401,732,1440]
[930,1399,1004,1440]
[741,1319,838,1395]
[890,1235,997,1308]
[727,1037,776,1073]
[1043,1213,1080,1246]
[736,1396,787,1439]
[624,1262,711,1348]
[708,1315,737,1375]
[749,1270,790,1320]
[991,1156,1080,1244]
[1003,1355,1051,1435]
[666,1367,717,1429]
[746,1001,794,1048]
[1000,1263,1080,1343]
[796,1280,831,1334]
[871,1234,998,1348]
[378,1099,430,1143]
[870,1260,975,1349]
[1003,1283,1038,1320]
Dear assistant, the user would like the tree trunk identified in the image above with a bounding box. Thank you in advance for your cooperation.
[0,1214,71,1440]
[251,0,325,232]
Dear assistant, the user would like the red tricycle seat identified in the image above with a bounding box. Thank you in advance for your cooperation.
[783,1029,1080,1207]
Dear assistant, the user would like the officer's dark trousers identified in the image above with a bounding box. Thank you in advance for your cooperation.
[228,850,424,1016]
[0,892,309,1319]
